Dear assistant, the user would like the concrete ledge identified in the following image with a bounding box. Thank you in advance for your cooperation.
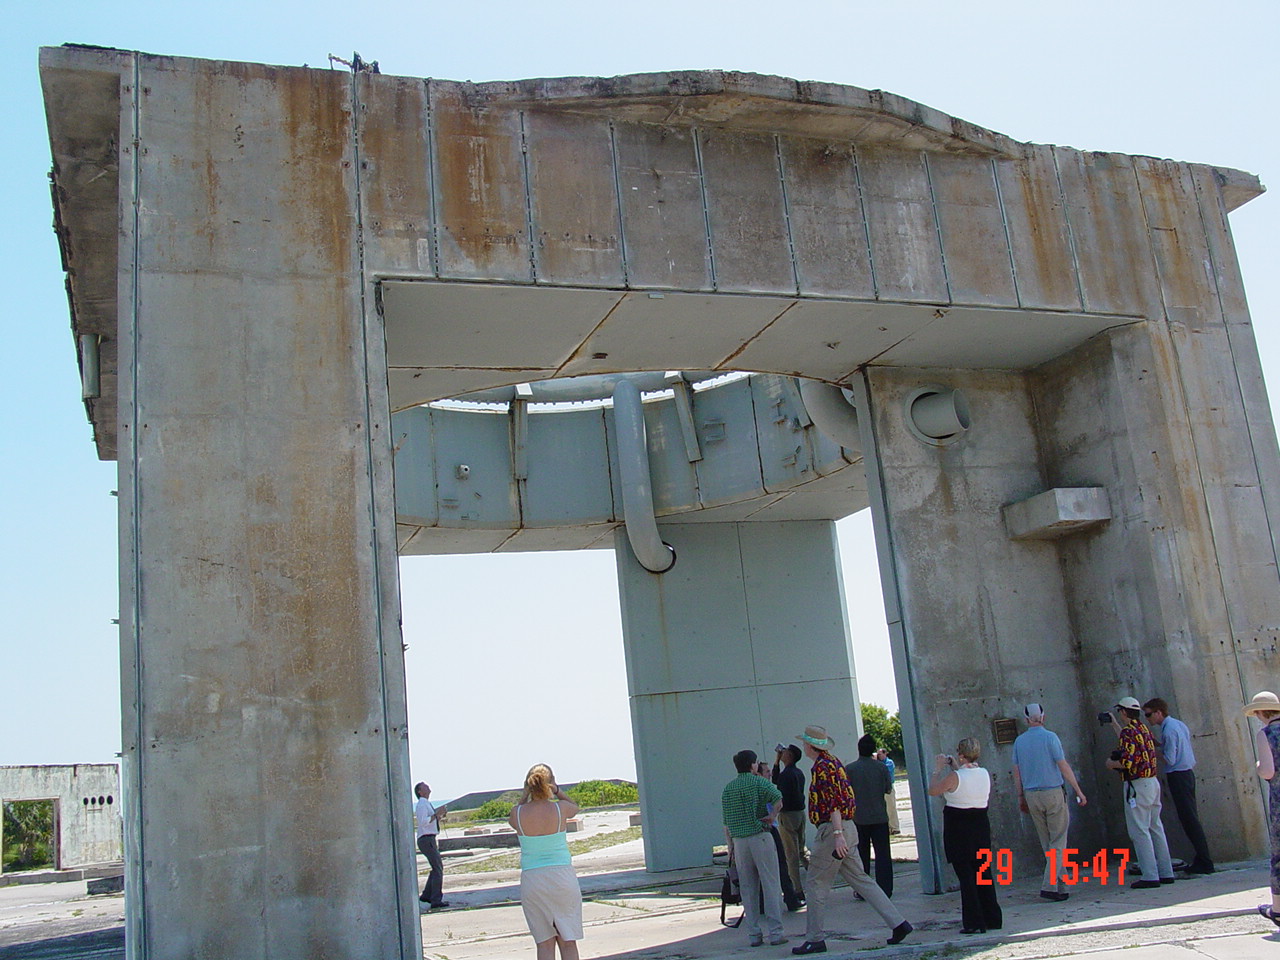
[439,831,518,852]
[1003,487,1111,541]
[87,875,124,895]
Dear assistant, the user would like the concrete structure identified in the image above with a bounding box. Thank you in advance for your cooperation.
[0,765,123,875]
[40,46,1276,959]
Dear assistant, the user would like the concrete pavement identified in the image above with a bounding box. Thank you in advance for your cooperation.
[1,806,1276,958]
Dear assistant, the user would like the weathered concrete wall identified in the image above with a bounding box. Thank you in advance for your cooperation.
[853,366,1103,890]
[1035,323,1277,861]
[111,54,418,959]
[615,521,861,871]
[0,765,122,871]
[857,319,1280,890]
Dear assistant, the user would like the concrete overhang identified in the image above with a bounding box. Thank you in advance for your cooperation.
[381,281,1136,411]
[39,45,1267,461]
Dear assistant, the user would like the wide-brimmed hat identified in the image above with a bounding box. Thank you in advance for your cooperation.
[1115,696,1141,711]
[797,725,835,750]
[1243,691,1280,716]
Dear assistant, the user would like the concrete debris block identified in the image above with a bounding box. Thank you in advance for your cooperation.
[87,875,124,895]
[565,818,584,833]
[629,812,642,827]
[1002,487,1111,541]
[463,827,490,836]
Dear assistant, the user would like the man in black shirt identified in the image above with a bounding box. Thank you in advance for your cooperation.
[772,744,808,902]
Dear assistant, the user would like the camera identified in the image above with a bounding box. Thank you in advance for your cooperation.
[1109,750,1122,762]
[1097,711,1113,725]
[775,743,787,753]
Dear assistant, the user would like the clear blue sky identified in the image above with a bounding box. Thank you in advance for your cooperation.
[3,1,1276,805]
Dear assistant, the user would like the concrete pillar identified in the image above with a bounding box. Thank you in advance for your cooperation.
[116,56,418,958]
[615,521,862,871]
[852,319,1279,892]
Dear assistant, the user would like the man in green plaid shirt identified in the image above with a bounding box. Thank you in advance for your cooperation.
[722,749,788,947]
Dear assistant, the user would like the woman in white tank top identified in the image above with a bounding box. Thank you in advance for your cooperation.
[928,738,1003,934]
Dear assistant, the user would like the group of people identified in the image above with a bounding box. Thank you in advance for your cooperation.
[415,766,585,960]
[921,694,1215,935]
[408,688,1280,957]
[721,725,913,954]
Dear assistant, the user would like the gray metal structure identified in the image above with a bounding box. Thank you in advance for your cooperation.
[40,46,1277,960]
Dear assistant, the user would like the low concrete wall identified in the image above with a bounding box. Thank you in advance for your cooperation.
[0,764,123,873]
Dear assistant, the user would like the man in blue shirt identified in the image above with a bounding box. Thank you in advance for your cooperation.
[1011,703,1088,901]
[1144,697,1214,874]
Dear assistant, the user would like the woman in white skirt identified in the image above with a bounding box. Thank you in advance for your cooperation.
[508,764,584,960]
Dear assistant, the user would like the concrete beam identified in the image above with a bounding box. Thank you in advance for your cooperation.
[1002,487,1111,541]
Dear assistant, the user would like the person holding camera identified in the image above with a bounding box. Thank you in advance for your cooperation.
[772,743,808,904]
[928,739,1003,935]
[1243,690,1280,927]
[414,782,449,910]
[1104,697,1175,889]
[508,764,584,960]
[1012,703,1086,902]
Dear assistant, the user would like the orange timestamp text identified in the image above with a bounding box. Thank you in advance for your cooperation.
[976,848,1132,886]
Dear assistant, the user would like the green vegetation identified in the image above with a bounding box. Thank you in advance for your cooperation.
[861,702,905,769]
[472,798,515,821]
[2,800,55,873]
[565,780,639,807]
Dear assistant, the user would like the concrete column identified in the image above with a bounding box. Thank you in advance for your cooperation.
[615,521,862,871]
[116,55,418,959]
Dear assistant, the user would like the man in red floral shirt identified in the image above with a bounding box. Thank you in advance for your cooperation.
[1105,696,1174,889]
[790,724,912,955]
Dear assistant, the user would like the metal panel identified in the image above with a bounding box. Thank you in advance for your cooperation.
[699,130,795,294]
[612,122,712,290]
[428,407,519,528]
[389,408,438,526]
[928,153,1016,307]
[751,375,819,493]
[993,146,1083,311]
[1053,148,1163,319]
[356,74,434,276]
[639,398,700,516]
[523,408,615,525]
[856,145,948,304]
[779,138,876,299]
[690,378,767,508]
[525,111,625,286]
[429,81,531,281]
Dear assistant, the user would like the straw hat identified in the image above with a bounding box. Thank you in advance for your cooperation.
[797,724,835,750]
[1243,691,1280,716]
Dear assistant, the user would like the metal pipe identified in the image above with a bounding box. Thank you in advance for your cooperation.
[798,379,862,456]
[612,379,676,573]
[79,333,100,400]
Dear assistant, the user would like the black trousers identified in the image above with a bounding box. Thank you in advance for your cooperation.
[1167,770,1214,870]
[856,821,893,897]
[944,806,1002,933]
[417,833,444,904]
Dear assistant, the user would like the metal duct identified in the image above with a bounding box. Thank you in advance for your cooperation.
[797,379,862,456]
[611,379,676,573]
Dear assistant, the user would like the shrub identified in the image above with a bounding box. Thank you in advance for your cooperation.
[473,798,514,821]
[565,780,638,807]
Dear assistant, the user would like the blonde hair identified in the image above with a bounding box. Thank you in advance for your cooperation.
[524,763,556,800]
[957,738,982,763]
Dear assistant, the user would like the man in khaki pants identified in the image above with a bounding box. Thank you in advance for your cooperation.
[1011,704,1088,901]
